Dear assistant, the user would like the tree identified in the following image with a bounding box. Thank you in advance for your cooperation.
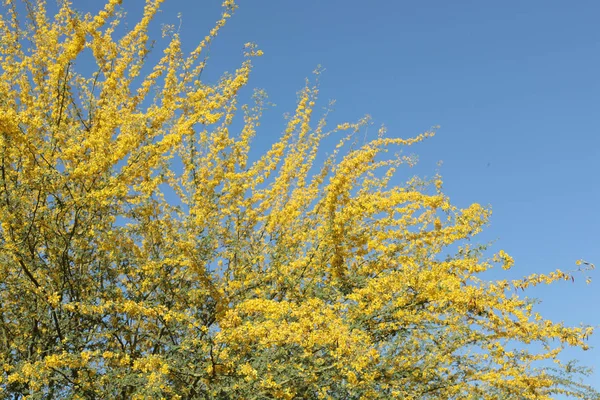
[0,0,597,398]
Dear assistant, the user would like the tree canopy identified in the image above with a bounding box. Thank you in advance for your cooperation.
[0,0,597,398]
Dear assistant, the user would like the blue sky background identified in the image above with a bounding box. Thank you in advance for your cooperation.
[63,0,599,391]
[159,0,600,389]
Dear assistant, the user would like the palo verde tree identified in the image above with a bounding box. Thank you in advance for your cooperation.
[0,0,597,399]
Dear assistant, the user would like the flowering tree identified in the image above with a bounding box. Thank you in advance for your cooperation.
[0,0,597,398]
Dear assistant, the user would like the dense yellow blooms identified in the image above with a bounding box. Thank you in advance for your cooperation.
[0,0,597,399]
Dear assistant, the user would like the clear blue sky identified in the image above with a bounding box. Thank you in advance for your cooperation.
[161,0,600,389]
[75,0,599,391]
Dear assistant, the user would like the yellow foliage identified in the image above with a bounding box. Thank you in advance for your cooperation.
[0,0,596,398]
